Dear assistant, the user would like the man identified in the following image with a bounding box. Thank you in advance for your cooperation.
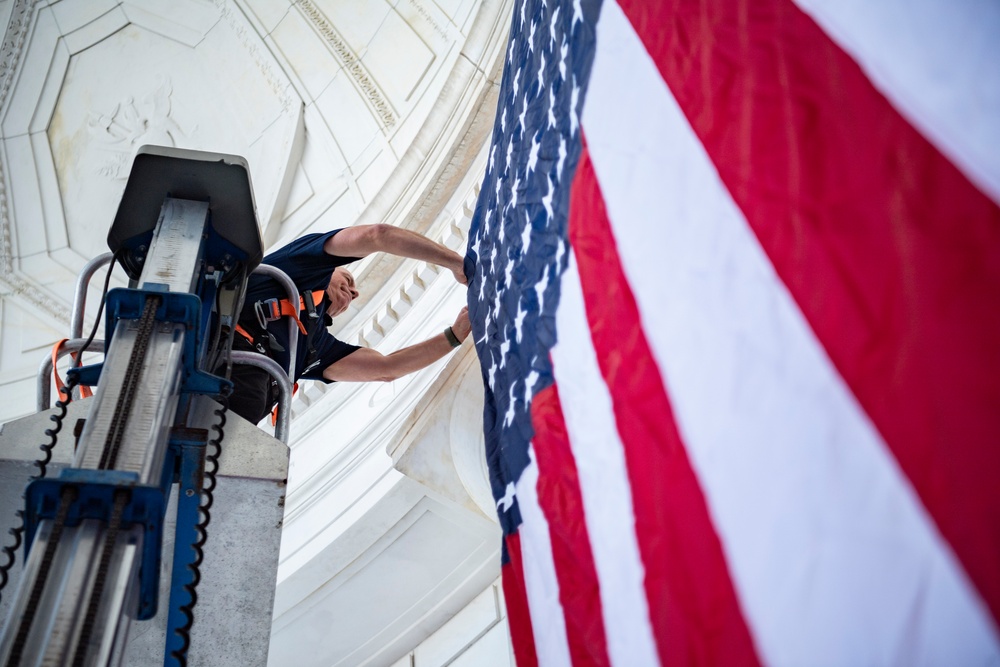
[225,223,471,424]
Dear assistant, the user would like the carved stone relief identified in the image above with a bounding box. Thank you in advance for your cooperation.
[87,77,192,181]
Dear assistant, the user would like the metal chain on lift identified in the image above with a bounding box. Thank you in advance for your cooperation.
[99,295,162,470]
[0,374,79,602]
[0,253,118,607]
[5,485,78,667]
[71,490,130,667]
[170,394,228,667]
[6,293,163,666]
[5,287,235,666]
[169,279,239,666]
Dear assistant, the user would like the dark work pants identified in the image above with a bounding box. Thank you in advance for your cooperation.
[219,336,278,425]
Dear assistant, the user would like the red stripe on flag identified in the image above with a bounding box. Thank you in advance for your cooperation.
[615,0,1000,624]
[530,384,612,666]
[568,140,763,666]
[503,533,539,667]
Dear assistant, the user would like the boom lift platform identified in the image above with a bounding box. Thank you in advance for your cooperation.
[0,146,296,666]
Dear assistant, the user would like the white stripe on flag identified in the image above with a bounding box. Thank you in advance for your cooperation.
[515,451,573,667]
[550,253,660,667]
[582,2,1000,665]
[790,0,1000,203]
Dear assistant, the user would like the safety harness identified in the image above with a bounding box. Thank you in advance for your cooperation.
[233,289,328,425]
[234,289,327,347]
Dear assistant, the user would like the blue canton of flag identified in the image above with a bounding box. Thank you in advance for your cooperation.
[465,0,601,546]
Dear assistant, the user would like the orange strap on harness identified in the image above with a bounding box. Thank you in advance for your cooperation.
[235,289,325,345]
[253,290,326,336]
[234,324,255,345]
[51,339,94,402]
[238,289,324,425]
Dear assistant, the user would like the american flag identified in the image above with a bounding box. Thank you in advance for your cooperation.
[465,0,1000,665]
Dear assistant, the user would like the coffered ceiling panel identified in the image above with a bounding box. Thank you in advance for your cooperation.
[45,5,302,264]
[2,0,302,288]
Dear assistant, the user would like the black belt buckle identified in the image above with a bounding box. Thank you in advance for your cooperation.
[302,289,320,321]
[254,298,280,329]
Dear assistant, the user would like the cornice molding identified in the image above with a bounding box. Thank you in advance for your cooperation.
[0,0,67,322]
[0,0,35,278]
[277,156,486,567]
[295,0,397,129]
[0,0,34,109]
[349,2,509,239]
[214,0,296,113]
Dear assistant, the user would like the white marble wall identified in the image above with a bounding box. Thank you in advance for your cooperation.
[390,581,514,667]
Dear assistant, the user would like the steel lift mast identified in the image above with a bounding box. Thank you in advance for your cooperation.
[0,146,289,667]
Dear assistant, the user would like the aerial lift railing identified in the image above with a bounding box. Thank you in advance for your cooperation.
[42,260,300,443]
[70,252,114,341]
[69,252,302,380]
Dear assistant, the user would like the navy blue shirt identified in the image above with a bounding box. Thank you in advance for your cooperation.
[242,230,361,382]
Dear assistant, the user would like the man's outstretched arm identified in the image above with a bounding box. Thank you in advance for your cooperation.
[325,224,467,285]
[322,307,472,382]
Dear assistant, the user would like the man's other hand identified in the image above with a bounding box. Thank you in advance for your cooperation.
[452,306,472,343]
